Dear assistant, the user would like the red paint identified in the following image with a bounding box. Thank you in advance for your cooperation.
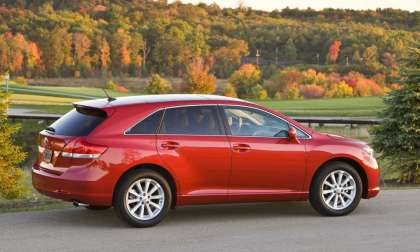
[32,95,380,207]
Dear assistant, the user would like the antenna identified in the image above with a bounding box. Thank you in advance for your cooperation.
[102,88,116,102]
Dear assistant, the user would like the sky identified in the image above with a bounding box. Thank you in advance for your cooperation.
[170,0,420,12]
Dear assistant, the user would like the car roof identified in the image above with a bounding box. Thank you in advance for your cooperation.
[74,94,246,109]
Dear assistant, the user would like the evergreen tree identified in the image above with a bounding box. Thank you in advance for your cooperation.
[370,48,420,183]
[0,91,27,199]
[283,38,297,61]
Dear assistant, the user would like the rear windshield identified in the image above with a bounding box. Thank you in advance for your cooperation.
[46,107,106,136]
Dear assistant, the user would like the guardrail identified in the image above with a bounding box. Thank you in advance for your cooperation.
[7,114,382,127]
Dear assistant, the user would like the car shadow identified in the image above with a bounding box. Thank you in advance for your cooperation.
[37,201,319,228]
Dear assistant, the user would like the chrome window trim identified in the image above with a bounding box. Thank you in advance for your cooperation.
[123,103,312,139]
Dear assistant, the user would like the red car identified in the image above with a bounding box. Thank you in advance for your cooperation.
[33,95,380,227]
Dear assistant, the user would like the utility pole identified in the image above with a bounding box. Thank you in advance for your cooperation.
[256,49,260,67]
[275,47,279,65]
[4,72,9,93]
[316,53,320,65]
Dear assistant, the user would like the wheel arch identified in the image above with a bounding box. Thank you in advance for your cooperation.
[310,157,368,198]
[113,163,178,208]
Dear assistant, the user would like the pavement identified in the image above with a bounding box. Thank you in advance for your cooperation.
[0,189,419,252]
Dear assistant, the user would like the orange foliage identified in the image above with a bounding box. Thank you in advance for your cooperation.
[328,40,342,63]
[185,57,216,94]
[299,84,325,98]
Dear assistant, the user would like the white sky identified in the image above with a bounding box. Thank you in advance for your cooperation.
[171,0,420,11]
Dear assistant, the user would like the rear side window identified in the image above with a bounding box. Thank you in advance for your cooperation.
[160,106,223,135]
[126,110,163,135]
[46,107,106,136]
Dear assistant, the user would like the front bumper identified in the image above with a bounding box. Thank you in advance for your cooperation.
[32,163,114,206]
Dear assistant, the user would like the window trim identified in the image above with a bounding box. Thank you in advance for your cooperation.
[221,105,312,139]
[123,104,227,137]
[123,104,311,139]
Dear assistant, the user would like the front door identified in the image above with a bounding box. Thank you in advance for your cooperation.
[221,106,307,202]
[157,105,231,205]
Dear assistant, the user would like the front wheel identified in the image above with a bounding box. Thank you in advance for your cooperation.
[310,161,362,216]
[114,169,172,227]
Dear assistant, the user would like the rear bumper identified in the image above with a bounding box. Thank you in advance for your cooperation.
[32,163,114,206]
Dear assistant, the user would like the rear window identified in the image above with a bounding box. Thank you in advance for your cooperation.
[126,110,163,135]
[46,107,106,136]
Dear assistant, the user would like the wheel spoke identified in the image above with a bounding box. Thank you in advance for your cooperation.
[330,173,338,185]
[127,198,139,204]
[333,195,339,208]
[149,201,162,210]
[148,185,159,195]
[146,203,153,217]
[325,194,335,204]
[342,191,353,200]
[140,205,145,218]
[343,186,355,191]
[150,194,163,200]
[144,179,151,194]
[324,181,334,188]
[131,202,141,214]
[136,181,144,194]
[338,172,343,185]
[322,189,334,194]
[341,177,350,186]
[339,195,346,206]
[128,190,140,197]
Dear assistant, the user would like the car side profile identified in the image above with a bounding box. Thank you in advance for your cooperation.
[32,94,380,227]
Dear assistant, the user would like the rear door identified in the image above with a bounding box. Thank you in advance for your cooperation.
[156,105,231,204]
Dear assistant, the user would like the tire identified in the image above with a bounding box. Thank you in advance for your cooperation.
[85,206,111,211]
[309,161,362,216]
[113,169,172,227]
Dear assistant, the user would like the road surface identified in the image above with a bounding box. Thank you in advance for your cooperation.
[1,189,419,252]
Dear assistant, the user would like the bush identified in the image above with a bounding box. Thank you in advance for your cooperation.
[250,85,268,99]
[287,87,302,100]
[0,91,27,199]
[221,83,237,98]
[229,64,263,99]
[299,84,325,98]
[325,81,353,98]
[184,58,216,94]
[146,74,172,94]
[14,76,27,86]
[106,80,129,93]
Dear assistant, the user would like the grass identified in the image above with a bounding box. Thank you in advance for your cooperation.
[5,84,385,117]
[255,97,384,117]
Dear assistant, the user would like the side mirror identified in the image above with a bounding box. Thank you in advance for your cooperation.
[288,126,300,144]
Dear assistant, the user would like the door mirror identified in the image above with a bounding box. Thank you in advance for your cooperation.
[288,126,300,144]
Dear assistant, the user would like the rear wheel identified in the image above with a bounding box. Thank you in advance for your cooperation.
[310,161,362,216]
[114,170,172,227]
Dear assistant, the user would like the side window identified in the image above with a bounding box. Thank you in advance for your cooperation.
[126,110,163,135]
[160,106,222,135]
[223,106,290,137]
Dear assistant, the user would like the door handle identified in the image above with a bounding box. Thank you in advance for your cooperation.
[232,144,251,152]
[161,141,180,150]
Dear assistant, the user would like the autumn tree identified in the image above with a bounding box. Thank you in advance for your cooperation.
[146,74,172,94]
[212,39,249,78]
[283,38,297,61]
[327,40,342,64]
[184,57,216,94]
[229,64,266,99]
[370,48,420,183]
[94,35,110,75]
[110,28,131,74]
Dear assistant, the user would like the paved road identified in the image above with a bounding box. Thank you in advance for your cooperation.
[1,189,419,252]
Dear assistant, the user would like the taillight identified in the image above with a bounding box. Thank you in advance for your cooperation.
[61,138,108,159]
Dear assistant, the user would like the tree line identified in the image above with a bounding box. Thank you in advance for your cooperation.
[0,0,418,82]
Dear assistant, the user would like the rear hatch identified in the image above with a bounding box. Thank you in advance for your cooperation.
[37,106,108,175]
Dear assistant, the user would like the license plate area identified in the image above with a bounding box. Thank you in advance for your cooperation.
[43,149,53,163]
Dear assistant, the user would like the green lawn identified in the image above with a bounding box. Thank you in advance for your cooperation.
[5,84,385,117]
[255,97,384,117]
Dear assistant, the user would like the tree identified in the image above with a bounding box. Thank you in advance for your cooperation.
[327,40,342,64]
[110,28,131,74]
[229,64,265,99]
[184,57,216,94]
[212,39,249,78]
[146,74,172,94]
[95,35,111,75]
[370,48,420,183]
[283,38,297,61]
[73,33,92,76]
[0,91,27,199]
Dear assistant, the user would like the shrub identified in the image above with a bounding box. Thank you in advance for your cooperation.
[268,68,303,97]
[184,58,216,94]
[0,91,27,199]
[221,83,237,98]
[229,64,263,99]
[106,80,129,93]
[250,85,268,99]
[325,81,353,98]
[287,87,302,100]
[299,84,325,98]
[14,76,27,86]
[146,74,172,94]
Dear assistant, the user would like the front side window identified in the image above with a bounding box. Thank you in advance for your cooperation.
[223,106,289,137]
[160,106,222,135]
[126,110,164,135]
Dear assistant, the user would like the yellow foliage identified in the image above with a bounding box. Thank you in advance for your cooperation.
[221,83,237,98]
[326,81,353,98]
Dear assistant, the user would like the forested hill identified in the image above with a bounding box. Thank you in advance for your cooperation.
[0,0,418,79]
